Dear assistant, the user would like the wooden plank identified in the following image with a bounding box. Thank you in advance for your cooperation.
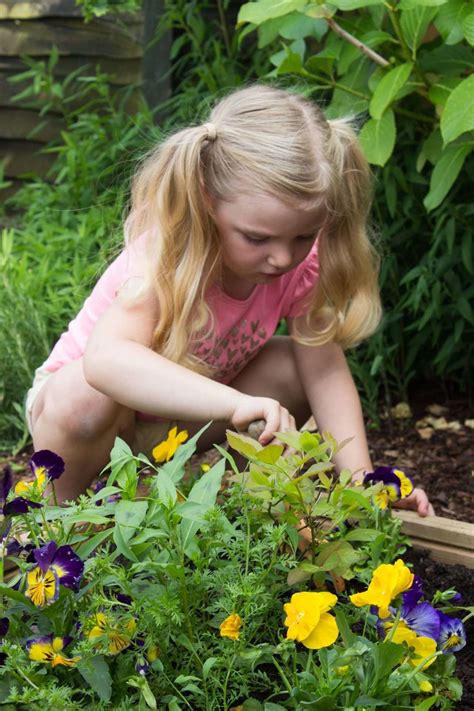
[0,1,83,19]
[1,139,55,177]
[407,536,474,569]
[0,108,64,141]
[394,510,474,550]
[0,18,143,58]
[0,56,142,85]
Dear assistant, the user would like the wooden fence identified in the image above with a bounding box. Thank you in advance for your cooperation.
[0,0,168,195]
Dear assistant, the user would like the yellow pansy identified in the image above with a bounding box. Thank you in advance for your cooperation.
[88,612,136,655]
[284,591,339,650]
[391,625,437,670]
[419,680,433,693]
[25,567,58,607]
[15,467,47,495]
[27,634,80,668]
[220,613,242,641]
[394,469,414,498]
[350,559,414,617]
[152,427,189,463]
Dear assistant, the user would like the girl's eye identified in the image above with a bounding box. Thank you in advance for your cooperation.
[243,234,267,244]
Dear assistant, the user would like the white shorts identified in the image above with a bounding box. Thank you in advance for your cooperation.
[24,365,174,459]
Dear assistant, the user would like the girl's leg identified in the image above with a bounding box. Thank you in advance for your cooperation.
[30,359,135,501]
[179,335,310,449]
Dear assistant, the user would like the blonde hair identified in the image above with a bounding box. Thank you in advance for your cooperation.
[125,84,381,374]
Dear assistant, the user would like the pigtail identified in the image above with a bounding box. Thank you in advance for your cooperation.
[300,119,382,348]
[126,125,221,375]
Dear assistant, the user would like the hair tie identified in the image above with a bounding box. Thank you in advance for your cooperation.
[204,122,217,141]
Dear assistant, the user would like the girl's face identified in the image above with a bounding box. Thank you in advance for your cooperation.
[213,192,322,296]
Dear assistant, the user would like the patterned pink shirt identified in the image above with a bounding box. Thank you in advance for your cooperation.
[42,236,320,387]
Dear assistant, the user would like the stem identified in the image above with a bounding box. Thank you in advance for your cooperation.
[222,653,235,710]
[217,0,232,57]
[16,665,40,690]
[385,4,412,64]
[244,509,251,577]
[327,18,389,67]
[305,649,313,673]
[272,655,293,695]
[386,608,402,642]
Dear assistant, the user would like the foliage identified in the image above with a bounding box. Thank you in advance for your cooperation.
[0,428,469,708]
[75,0,142,23]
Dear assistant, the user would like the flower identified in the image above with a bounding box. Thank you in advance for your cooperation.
[220,613,242,641]
[14,450,64,496]
[390,624,437,670]
[25,541,84,607]
[152,426,188,463]
[363,466,414,509]
[437,612,466,653]
[27,634,80,667]
[283,591,339,650]
[1,466,42,539]
[419,680,433,693]
[350,559,414,617]
[88,612,137,654]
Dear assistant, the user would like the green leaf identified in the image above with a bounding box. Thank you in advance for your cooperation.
[462,232,473,273]
[76,527,113,558]
[419,44,474,74]
[372,640,405,677]
[424,143,472,211]
[154,469,177,509]
[255,443,284,464]
[179,459,225,552]
[226,429,261,458]
[315,540,361,576]
[359,109,396,166]
[113,523,139,562]
[463,8,474,45]
[428,77,463,107]
[77,655,112,702]
[370,63,413,119]
[441,74,474,145]
[339,488,373,512]
[415,696,442,710]
[0,583,36,610]
[434,0,470,45]
[305,52,337,77]
[400,5,438,52]
[400,0,448,7]
[115,499,149,539]
[238,0,306,26]
[202,657,218,680]
[345,527,383,541]
[287,562,322,585]
[330,0,383,8]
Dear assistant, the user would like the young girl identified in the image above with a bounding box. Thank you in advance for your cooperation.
[26,84,432,514]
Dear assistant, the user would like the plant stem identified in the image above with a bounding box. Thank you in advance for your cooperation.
[327,18,389,67]
[305,649,313,673]
[16,665,40,690]
[272,655,293,695]
[222,653,236,710]
[217,0,232,58]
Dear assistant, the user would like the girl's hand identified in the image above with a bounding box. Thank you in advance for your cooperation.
[231,395,296,445]
[393,487,435,517]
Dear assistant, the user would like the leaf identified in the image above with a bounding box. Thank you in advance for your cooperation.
[113,524,139,562]
[115,500,148,540]
[339,488,373,512]
[287,562,322,585]
[464,8,474,46]
[370,63,413,119]
[345,527,383,541]
[179,459,225,553]
[76,527,113,558]
[0,584,36,610]
[77,655,112,702]
[255,444,284,464]
[400,5,439,51]
[359,109,396,166]
[154,469,177,509]
[434,0,470,45]
[330,0,384,8]
[423,143,472,211]
[237,0,307,26]
[415,697,441,711]
[315,540,361,576]
[202,656,218,680]
[441,74,474,145]
[400,0,448,7]
[419,44,474,75]
[372,640,405,677]
[226,429,261,458]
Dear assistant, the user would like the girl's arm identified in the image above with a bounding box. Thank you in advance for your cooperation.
[83,281,294,440]
[287,317,433,516]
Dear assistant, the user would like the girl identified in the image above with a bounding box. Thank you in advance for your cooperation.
[26,84,432,514]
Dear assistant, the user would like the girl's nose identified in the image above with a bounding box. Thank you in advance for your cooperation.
[267,247,293,270]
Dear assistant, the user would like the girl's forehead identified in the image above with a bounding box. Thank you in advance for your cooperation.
[216,192,324,234]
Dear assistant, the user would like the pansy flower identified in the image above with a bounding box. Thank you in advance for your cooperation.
[25,541,84,607]
[27,634,80,667]
[437,612,466,653]
[350,559,414,618]
[88,612,137,655]
[219,613,242,641]
[363,466,414,509]
[284,591,339,649]
[14,450,65,496]
[152,427,188,463]
[390,624,438,669]
[1,466,42,540]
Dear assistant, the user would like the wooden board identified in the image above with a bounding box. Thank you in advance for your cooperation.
[1,139,55,177]
[0,108,64,141]
[0,56,142,87]
[0,18,143,57]
[394,510,474,569]
[0,1,83,19]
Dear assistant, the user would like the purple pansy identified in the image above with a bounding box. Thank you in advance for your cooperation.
[363,466,414,509]
[135,658,149,675]
[33,541,84,591]
[402,575,424,607]
[437,612,466,653]
[401,600,441,641]
[1,466,42,538]
[30,450,65,482]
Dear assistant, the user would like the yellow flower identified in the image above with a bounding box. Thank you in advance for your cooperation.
[283,591,339,650]
[349,559,414,617]
[419,679,433,693]
[200,463,211,473]
[25,567,58,607]
[146,644,159,662]
[88,612,136,655]
[15,467,47,495]
[394,469,414,498]
[27,635,80,668]
[220,613,242,641]
[152,426,189,463]
[391,625,437,670]
[335,665,349,676]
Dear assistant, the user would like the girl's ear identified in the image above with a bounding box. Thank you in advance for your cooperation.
[202,186,217,218]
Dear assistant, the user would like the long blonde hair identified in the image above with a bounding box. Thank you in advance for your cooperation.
[125,84,381,374]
